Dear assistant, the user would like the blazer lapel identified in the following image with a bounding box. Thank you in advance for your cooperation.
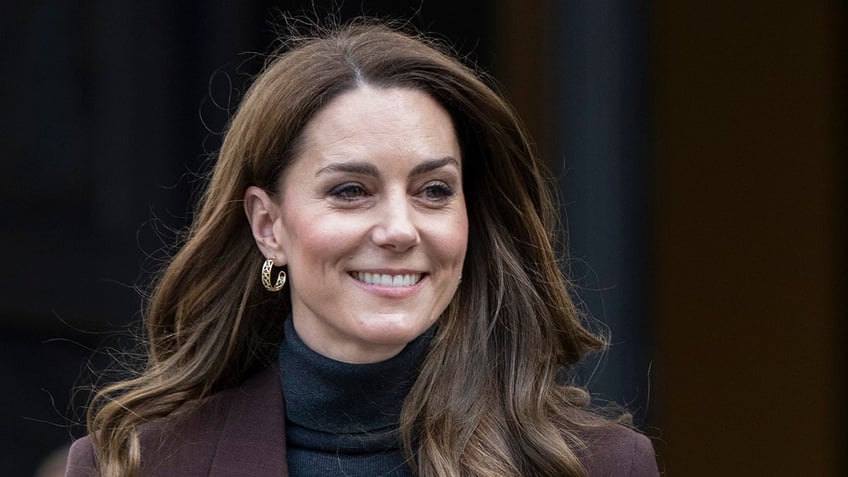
[206,366,288,476]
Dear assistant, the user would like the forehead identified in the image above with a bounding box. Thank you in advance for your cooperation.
[295,86,461,164]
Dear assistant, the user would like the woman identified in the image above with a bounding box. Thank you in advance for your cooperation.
[66,20,659,477]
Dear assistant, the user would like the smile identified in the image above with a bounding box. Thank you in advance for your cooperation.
[352,272,423,287]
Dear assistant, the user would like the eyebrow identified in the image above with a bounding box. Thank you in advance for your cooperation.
[409,157,460,177]
[316,157,460,178]
[316,162,379,177]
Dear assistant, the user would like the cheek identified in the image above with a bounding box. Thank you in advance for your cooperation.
[429,212,469,264]
[279,213,363,265]
[453,225,470,264]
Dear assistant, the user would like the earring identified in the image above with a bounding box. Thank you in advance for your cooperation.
[261,258,286,292]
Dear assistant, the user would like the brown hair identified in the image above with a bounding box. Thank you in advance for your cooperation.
[87,19,606,477]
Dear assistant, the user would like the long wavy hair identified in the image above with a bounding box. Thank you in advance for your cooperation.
[87,19,607,477]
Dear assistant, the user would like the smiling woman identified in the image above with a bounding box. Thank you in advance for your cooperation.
[244,87,468,364]
[65,18,659,477]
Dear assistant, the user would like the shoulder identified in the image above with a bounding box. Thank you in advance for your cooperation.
[575,422,660,477]
[64,367,285,476]
[65,435,97,476]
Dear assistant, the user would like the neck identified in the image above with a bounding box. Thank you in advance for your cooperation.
[279,318,434,448]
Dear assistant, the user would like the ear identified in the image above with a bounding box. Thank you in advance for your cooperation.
[244,185,288,265]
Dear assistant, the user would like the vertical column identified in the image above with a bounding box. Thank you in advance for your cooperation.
[551,0,655,423]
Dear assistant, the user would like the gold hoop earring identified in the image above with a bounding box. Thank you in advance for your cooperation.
[261,258,286,292]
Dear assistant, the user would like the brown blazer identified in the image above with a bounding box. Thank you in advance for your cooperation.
[66,367,659,476]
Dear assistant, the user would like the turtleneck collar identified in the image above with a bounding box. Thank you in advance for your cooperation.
[279,317,434,453]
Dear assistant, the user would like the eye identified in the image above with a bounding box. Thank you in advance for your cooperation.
[421,182,455,202]
[329,183,369,202]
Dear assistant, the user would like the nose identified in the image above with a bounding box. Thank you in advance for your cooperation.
[371,195,420,252]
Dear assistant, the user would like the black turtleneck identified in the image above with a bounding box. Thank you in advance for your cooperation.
[279,318,433,476]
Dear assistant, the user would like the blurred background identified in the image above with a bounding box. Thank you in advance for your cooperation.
[1,1,844,475]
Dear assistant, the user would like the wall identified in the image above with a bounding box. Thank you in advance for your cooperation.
[653,1,844,474]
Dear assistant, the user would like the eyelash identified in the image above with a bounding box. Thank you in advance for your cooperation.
[421,182,454,201]
[327,182,455,204]
[328,183,369,202]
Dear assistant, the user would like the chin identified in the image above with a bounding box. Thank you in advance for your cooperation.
[354,314,435,346]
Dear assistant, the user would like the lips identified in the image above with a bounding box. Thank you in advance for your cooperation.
[352,272,423,287]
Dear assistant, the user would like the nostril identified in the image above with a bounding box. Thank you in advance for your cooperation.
[371,217,420,250]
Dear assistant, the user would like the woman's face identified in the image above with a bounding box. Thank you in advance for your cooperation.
[262,86,467,363]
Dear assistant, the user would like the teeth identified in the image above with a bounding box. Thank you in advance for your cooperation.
[355,272,422,287]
